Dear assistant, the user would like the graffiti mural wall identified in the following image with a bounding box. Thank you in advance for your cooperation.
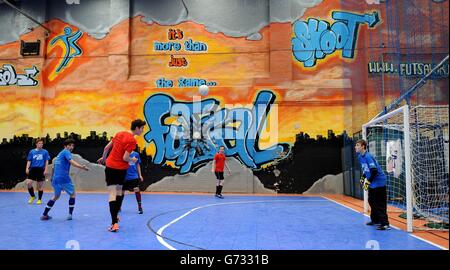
[0,0,448,192]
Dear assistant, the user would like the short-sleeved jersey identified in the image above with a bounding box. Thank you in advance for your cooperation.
[52,149,73,184]
[125,151,141,181]
[214,152,226,172]
[106,131,137,170]
[27,149,50,168]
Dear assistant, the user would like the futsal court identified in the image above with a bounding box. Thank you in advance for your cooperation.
[0,191,446,250]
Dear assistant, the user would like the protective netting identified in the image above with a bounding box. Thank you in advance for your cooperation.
[365,105,449,231]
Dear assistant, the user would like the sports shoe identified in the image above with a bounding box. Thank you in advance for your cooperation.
[138,208,144,214]
[36,200,42,205]
[377,224,391,230]
[67,214,73,220]
[108,223,119,232]
[40,215,52,221]
[28,197,36,204]
[366,221,380,226]
[218,194,224,199]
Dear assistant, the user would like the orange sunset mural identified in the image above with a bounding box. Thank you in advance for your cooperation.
[0,0,366,141]
[0,0,448,193]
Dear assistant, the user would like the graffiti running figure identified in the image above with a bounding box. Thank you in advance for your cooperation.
[211,146,232,198]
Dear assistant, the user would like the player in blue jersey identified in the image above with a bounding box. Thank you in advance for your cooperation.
[25,138,51,205]
[355,139,390,230]
[40,139,89,221]
[116,150,144,214]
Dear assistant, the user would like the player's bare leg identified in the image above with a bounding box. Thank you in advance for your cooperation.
[26,179,36,204]
[216,179,224,198]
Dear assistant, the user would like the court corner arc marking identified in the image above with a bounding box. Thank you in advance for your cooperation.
[153,198,329,250]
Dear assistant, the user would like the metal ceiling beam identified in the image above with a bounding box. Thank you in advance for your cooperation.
[3,0,51,34]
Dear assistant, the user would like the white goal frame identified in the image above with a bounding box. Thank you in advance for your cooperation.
[362,105,413,232]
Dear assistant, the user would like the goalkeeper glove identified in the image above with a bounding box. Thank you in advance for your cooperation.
[359,176,365,186]
[362,178,371,191]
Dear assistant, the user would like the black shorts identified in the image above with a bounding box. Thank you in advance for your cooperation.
[28,167,45,182]
[215,172,224,180]
[105,167,127,186]
[123,179,140,191]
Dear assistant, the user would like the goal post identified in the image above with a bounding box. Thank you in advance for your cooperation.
[362,105,449,232]
[362,105,413,232]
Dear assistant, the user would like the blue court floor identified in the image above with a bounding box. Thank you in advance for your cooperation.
[0,192,443,250]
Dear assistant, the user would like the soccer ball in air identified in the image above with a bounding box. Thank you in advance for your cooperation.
[199,84,209,96]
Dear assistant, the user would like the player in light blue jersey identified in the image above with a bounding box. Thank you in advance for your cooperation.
[40,139,89,221]
[25,138,51,205]
[355,139,390,230]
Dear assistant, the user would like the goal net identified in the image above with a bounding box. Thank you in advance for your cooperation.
[362,105,449,232]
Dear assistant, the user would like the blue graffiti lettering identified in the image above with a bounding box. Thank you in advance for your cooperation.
[292,11,380,67]
[156,77,174,88]
[154,41,182,51]
[143,91,290,173]
[178,78,207,87]
[184,39,208,51]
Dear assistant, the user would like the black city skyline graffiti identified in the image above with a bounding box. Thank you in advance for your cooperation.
[0,130,344,193]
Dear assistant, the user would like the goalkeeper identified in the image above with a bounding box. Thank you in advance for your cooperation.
[355,139,390,230]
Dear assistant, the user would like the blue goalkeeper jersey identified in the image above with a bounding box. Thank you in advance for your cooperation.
[357,151,386,188]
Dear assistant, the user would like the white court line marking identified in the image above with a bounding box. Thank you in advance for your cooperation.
[321,196,448,250]
[156,199,329,250]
